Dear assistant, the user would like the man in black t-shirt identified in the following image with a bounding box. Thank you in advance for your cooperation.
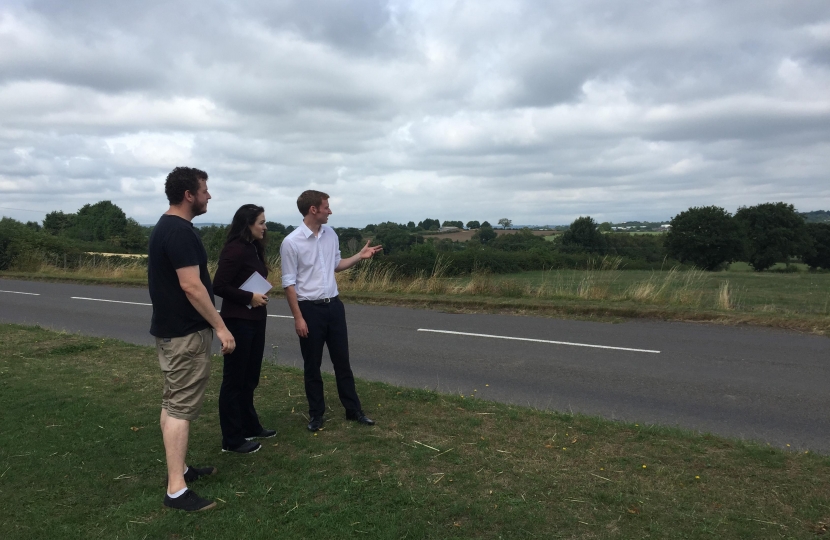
[148,166,236,512]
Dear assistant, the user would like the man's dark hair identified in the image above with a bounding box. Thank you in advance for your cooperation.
[225,204,266,254]
[165,167,208,205]
[297,190,329,216]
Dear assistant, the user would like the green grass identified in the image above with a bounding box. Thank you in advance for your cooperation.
[495,267,830,316]
[2,324,830,539]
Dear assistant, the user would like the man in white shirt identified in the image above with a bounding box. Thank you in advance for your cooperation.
[280,190,383,431]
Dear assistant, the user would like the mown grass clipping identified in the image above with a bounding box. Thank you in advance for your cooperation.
[1,323,828,539]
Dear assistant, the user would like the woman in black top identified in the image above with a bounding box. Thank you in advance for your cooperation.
[213,204,274,453]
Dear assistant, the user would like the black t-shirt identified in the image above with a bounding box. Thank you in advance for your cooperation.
[148,214,214,337]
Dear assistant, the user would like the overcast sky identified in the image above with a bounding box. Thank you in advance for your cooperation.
[1,1,829,227]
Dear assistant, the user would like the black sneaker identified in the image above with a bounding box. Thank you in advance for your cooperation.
[222,440,261,454]
[245,428,277,441]
[163,489,216,512]
[184,465,217,483]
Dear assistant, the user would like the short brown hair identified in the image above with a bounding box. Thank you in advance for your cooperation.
[297,190,329,216]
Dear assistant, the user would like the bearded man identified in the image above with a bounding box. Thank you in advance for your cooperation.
[148,166,236,512]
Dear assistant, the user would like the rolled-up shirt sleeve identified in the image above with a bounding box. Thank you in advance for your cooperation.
[280,239,297,289]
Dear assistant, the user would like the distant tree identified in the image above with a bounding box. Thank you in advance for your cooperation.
[802,222,830,270]
[418,218,440,231]
[435,238,461,252]
[363,224,376,233]
[122,218,149,251]
[561,216,605,253]
[598,222,612,233]
[336,227,363,254]
[734,202,811,271]
[197,224,229,260]
[605,233,665,263]
[466,220,480,229]
[0,217,86,270]
[472,224,497,245]
[441,220,463,228]
[664,206,743,270]
[336,227,363,244]
[497,218,512,229]
[375,222,403,231]
[374,224,418,254]
[481,221,492,228]
[490,228,546,251]
[406,221,417,231]
[25,221,41,232]
[799,210,830,223]
[285,225,295,234]
[70,201,128,243]
[43,211,76,235]
[266,221,286,235]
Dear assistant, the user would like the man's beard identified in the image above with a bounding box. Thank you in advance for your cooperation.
[191,199,207,216]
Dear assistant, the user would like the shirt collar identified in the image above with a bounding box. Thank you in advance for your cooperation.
[299,222,326,239]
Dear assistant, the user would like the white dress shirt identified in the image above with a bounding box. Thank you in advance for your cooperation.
[280,223,342,301]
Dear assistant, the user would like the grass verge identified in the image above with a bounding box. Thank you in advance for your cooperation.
[328,290,830,336]
[1,324,829,539]
[5,255,830,336]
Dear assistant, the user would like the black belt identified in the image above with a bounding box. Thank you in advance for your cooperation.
[303,296,337,305]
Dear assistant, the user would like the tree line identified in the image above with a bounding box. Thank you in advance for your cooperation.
[664,203,830,271]
[0,201,154,271]
[1,200,827,274]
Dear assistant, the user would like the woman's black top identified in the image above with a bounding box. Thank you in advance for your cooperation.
[212,238,269,321]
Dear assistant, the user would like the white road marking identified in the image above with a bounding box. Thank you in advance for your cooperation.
[417,328,660,354]
[71,297,152,306]
[0,290,40,296]
[69,296,294,316]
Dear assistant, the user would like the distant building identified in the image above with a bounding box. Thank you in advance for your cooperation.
[438,226,461,233]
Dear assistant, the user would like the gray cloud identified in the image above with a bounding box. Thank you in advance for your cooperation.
[1,0,829,228]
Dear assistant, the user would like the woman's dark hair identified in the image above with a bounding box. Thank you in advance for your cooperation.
[225,204,266,256]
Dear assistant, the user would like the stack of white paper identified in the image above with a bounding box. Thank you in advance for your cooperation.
[238,272,273,309]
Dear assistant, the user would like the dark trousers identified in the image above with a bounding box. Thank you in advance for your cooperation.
[298,297,362,417]
[219,317,266,448]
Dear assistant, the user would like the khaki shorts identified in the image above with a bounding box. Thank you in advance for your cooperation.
[156,328,213,421]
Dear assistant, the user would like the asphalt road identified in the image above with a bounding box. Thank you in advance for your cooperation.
[1,278,828,452]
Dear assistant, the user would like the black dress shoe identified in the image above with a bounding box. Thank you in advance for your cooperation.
[307,416,325,432]
[221,440,261,454]
[246,428,277,440]
[346,411,376,426]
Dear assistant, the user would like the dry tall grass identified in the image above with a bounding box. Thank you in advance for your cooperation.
[717,280,733,310]
[10,251,149,280]
[327,255,716,308]
[12,252,734,310]
[623,266,707,306]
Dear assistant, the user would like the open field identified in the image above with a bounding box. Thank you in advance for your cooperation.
[2,323,829,539]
